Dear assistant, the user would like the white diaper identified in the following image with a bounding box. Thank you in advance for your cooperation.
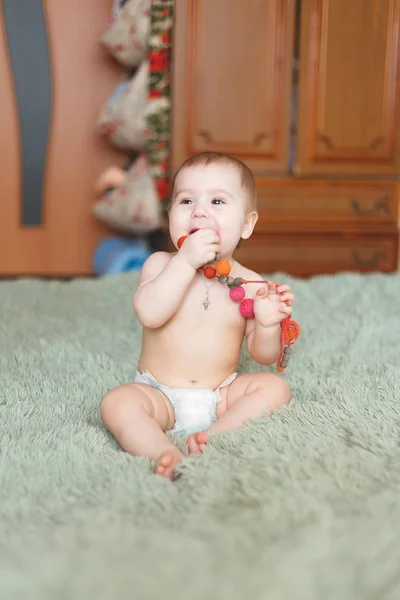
[134,370,237,434]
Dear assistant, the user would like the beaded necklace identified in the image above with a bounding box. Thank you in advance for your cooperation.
[178,235,300,372]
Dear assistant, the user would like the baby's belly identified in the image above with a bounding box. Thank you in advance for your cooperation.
[138,325,244,389]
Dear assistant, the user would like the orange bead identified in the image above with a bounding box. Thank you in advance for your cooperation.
[177,235,188,249]
[282,320,300,345]
[215,260,231,277]
[203,267,216,279]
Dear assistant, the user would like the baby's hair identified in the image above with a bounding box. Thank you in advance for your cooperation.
[169,151,257,212]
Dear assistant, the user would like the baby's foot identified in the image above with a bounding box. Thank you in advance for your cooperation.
[154,450,184,480]
[187,431,208,454]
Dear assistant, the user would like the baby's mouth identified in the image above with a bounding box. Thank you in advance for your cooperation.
[189,228,200,234]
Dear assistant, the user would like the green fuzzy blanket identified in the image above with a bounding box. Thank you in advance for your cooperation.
[1,271,399,600]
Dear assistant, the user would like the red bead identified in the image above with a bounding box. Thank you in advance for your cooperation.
[203,267,216,279]
[229,286,245,302]
[177,235,188,249]
[239,298,255,318]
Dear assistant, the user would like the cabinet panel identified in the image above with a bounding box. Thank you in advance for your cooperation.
[234,233,398,276]
[171,0,295,175]
[254,179,398,232]
[296,0,400,176]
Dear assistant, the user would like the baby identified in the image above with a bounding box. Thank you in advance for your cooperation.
[100,151,295,479]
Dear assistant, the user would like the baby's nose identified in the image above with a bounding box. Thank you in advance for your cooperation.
[192,203,209,218]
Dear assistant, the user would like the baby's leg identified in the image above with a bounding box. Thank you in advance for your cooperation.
[100,383,183,479]
[187,373,291,452]
[210,373,291,433]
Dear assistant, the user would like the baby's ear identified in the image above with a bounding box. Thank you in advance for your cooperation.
[241,211,258,240]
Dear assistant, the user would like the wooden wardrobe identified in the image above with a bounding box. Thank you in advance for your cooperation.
[171,0,400,276]
[0,0,123,276]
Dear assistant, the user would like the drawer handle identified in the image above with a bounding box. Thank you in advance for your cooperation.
[253,132,268,146]
[197,130,213,144]
[351,250,382,268]
[351,196,390,217]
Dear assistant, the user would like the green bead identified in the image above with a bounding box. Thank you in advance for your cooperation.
[227,277,235,287]
[233,277,243,286]
[218,276,228,284]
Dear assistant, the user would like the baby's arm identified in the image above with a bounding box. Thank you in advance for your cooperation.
[133,252,196,328]
[245,276,294,365]
[245,317,281,365]
[134,229,220,328]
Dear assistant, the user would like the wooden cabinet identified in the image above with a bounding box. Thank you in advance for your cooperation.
[171,0,400,276]
[235,233,398,277]
[171,0,295,175]
[254,180,399,231]
[296,0,400,177]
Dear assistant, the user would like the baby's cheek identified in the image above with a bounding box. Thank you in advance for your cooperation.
[168,217,181,237]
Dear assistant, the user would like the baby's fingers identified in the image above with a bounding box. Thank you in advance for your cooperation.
[277,284,291,293]
[280,292,295,305]
[279,304,293,316]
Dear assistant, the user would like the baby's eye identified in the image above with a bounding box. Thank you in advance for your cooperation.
[180,198,193,204]
[212,198,225,205]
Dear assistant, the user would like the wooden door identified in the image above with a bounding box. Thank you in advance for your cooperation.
[0,0,123,276]
[295,0,400,177]
[171,0,295,176]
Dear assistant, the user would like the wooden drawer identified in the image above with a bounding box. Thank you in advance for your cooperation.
[255,179,398,232]
[235,232,398,277]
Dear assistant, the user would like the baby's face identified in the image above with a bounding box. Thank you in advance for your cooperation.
[169,164,256,257]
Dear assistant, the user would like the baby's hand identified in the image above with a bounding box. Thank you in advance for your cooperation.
[178,229,220,270]
[254,282,295,328]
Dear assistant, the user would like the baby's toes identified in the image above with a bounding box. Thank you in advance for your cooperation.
[187,434,201,454]
[196,432,208,449]
[155,452,182,479]
[155,454,171,475]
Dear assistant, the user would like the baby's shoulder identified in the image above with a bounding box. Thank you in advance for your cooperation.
[143,251,173,269]
[140,251,173,281]
[234,261,263,282]
[234,261,267,294]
